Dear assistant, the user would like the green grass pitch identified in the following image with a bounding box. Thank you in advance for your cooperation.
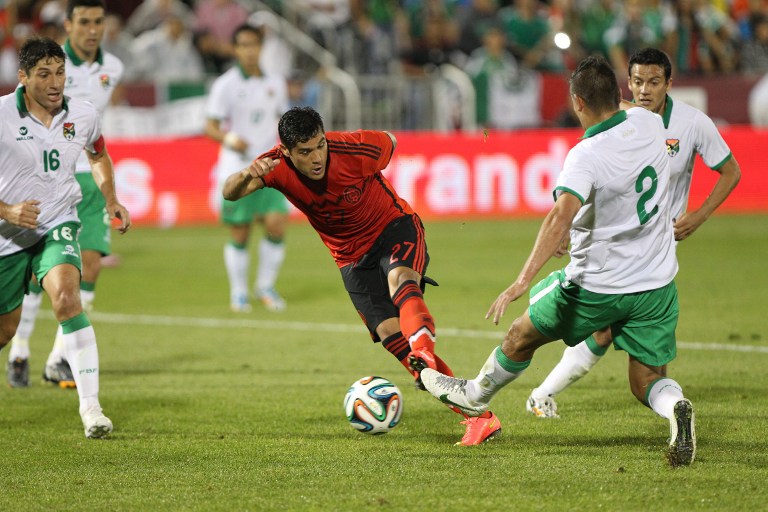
[1,215,766,511]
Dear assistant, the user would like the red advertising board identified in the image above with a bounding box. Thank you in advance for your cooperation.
[107,128,768,226]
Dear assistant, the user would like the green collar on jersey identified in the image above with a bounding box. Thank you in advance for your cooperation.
[661,94,673,129]
[580,110,627,139]
[64,38,103,66]
[237,63,263,79]
[15,86,69,114]
[630,94,674,129]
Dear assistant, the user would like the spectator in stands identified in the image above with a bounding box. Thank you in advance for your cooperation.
[0,22,33,85]
[298,0,352,56]
[605,0,660,74]
[741,14,768,74]
[192,0,249,74]
[345,7,393,75]
[125,0,193,36]
[664,0,737,75]
[287,69,321,110]
[456,0,502,60]
[499,0,564,71]
[399,7,459,129]
[579,0,618,59]
[465,24,541,129]
[250,10,294,79]
[130,14,204,82]
[101,14,135,82]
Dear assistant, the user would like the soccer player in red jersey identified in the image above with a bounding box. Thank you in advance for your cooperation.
[222,107,501,445]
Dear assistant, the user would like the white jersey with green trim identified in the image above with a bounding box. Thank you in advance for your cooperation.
[555,107,678,294]
[0,87,102,255]
[661,96,732,220]
[63,40,123,174]
[205,66,288,184]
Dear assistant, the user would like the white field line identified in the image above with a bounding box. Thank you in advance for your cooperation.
[72,311,768,355]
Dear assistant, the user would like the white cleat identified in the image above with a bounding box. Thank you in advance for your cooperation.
[667,399,696,467]
[257,288,286,312]
[420,368,489,417]
[526,393,560,418]
[81,407,113,439]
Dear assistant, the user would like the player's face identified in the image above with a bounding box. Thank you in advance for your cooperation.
[66,7,106,59]
[628,64,671,114]
[19,57,66,113]
[282,132,328,180]
[234,31,262,70]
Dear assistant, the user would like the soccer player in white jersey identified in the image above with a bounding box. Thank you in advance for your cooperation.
[0,37,130,437]
[205,23,290,313]
[6,0,125,389]
[525,47,742,420]
[420,56,697,466]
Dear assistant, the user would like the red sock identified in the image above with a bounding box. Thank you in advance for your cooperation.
[392,280,435,352]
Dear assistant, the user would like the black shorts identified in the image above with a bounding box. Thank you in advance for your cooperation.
[339,214,435,342]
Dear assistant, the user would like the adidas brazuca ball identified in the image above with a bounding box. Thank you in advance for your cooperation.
[343,376,403,435]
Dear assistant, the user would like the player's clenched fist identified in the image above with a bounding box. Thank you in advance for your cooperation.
[247,157,280,179]
[0,199,41,229]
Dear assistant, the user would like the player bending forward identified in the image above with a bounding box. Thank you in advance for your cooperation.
[223,107,501,446]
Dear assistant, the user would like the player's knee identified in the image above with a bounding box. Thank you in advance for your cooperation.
[49,288,83,320]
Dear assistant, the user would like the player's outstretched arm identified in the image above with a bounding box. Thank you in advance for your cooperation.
[674,156,741,241]
[87,143,131,234]
[0,199,41,229]
[486,192,581,325]
[222,157,279,201]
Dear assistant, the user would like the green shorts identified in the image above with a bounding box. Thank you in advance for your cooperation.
[221,187,288,225]
[76,173,111,255]
[0,221,82,315]
[528,269,679,366]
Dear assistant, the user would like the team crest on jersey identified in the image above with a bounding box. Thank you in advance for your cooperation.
[666,139,680,157]
[63,122,76,141]
[343,185,362,204]
[100,74,110,88]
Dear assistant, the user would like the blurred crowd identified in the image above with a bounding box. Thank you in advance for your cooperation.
[1,0,767,126]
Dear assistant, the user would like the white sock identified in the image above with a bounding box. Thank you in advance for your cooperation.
[224,243,250,302]
[46,326,66,366]
[647,378,684,420]
[80,289,95,311]
[256,237,285,292]
[61,320,101,413]
[8,291,43,361]
[533,341,604,398]
[468,346,528,404]
[16,291,43,340]
[8,335,30,361]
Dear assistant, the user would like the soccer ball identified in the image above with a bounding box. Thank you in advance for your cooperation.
[344,376,403,435]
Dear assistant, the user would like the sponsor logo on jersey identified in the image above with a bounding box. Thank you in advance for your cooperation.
[100,74,110,89]
[16,126,33,141]
[63,122,76,141]
[62,245,79,258]
[666,138,680,157]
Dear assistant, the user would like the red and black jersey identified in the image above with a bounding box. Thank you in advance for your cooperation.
[260,130,414,267]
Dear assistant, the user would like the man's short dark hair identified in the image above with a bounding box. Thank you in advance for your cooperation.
[628,48,673,82]
[278,107,325,150]
[569,55,620,114]
[19,37,66,75]
[232,23,264,45]
[66,0,106,20]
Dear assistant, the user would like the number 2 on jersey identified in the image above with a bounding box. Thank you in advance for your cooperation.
[635,166,659,225]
